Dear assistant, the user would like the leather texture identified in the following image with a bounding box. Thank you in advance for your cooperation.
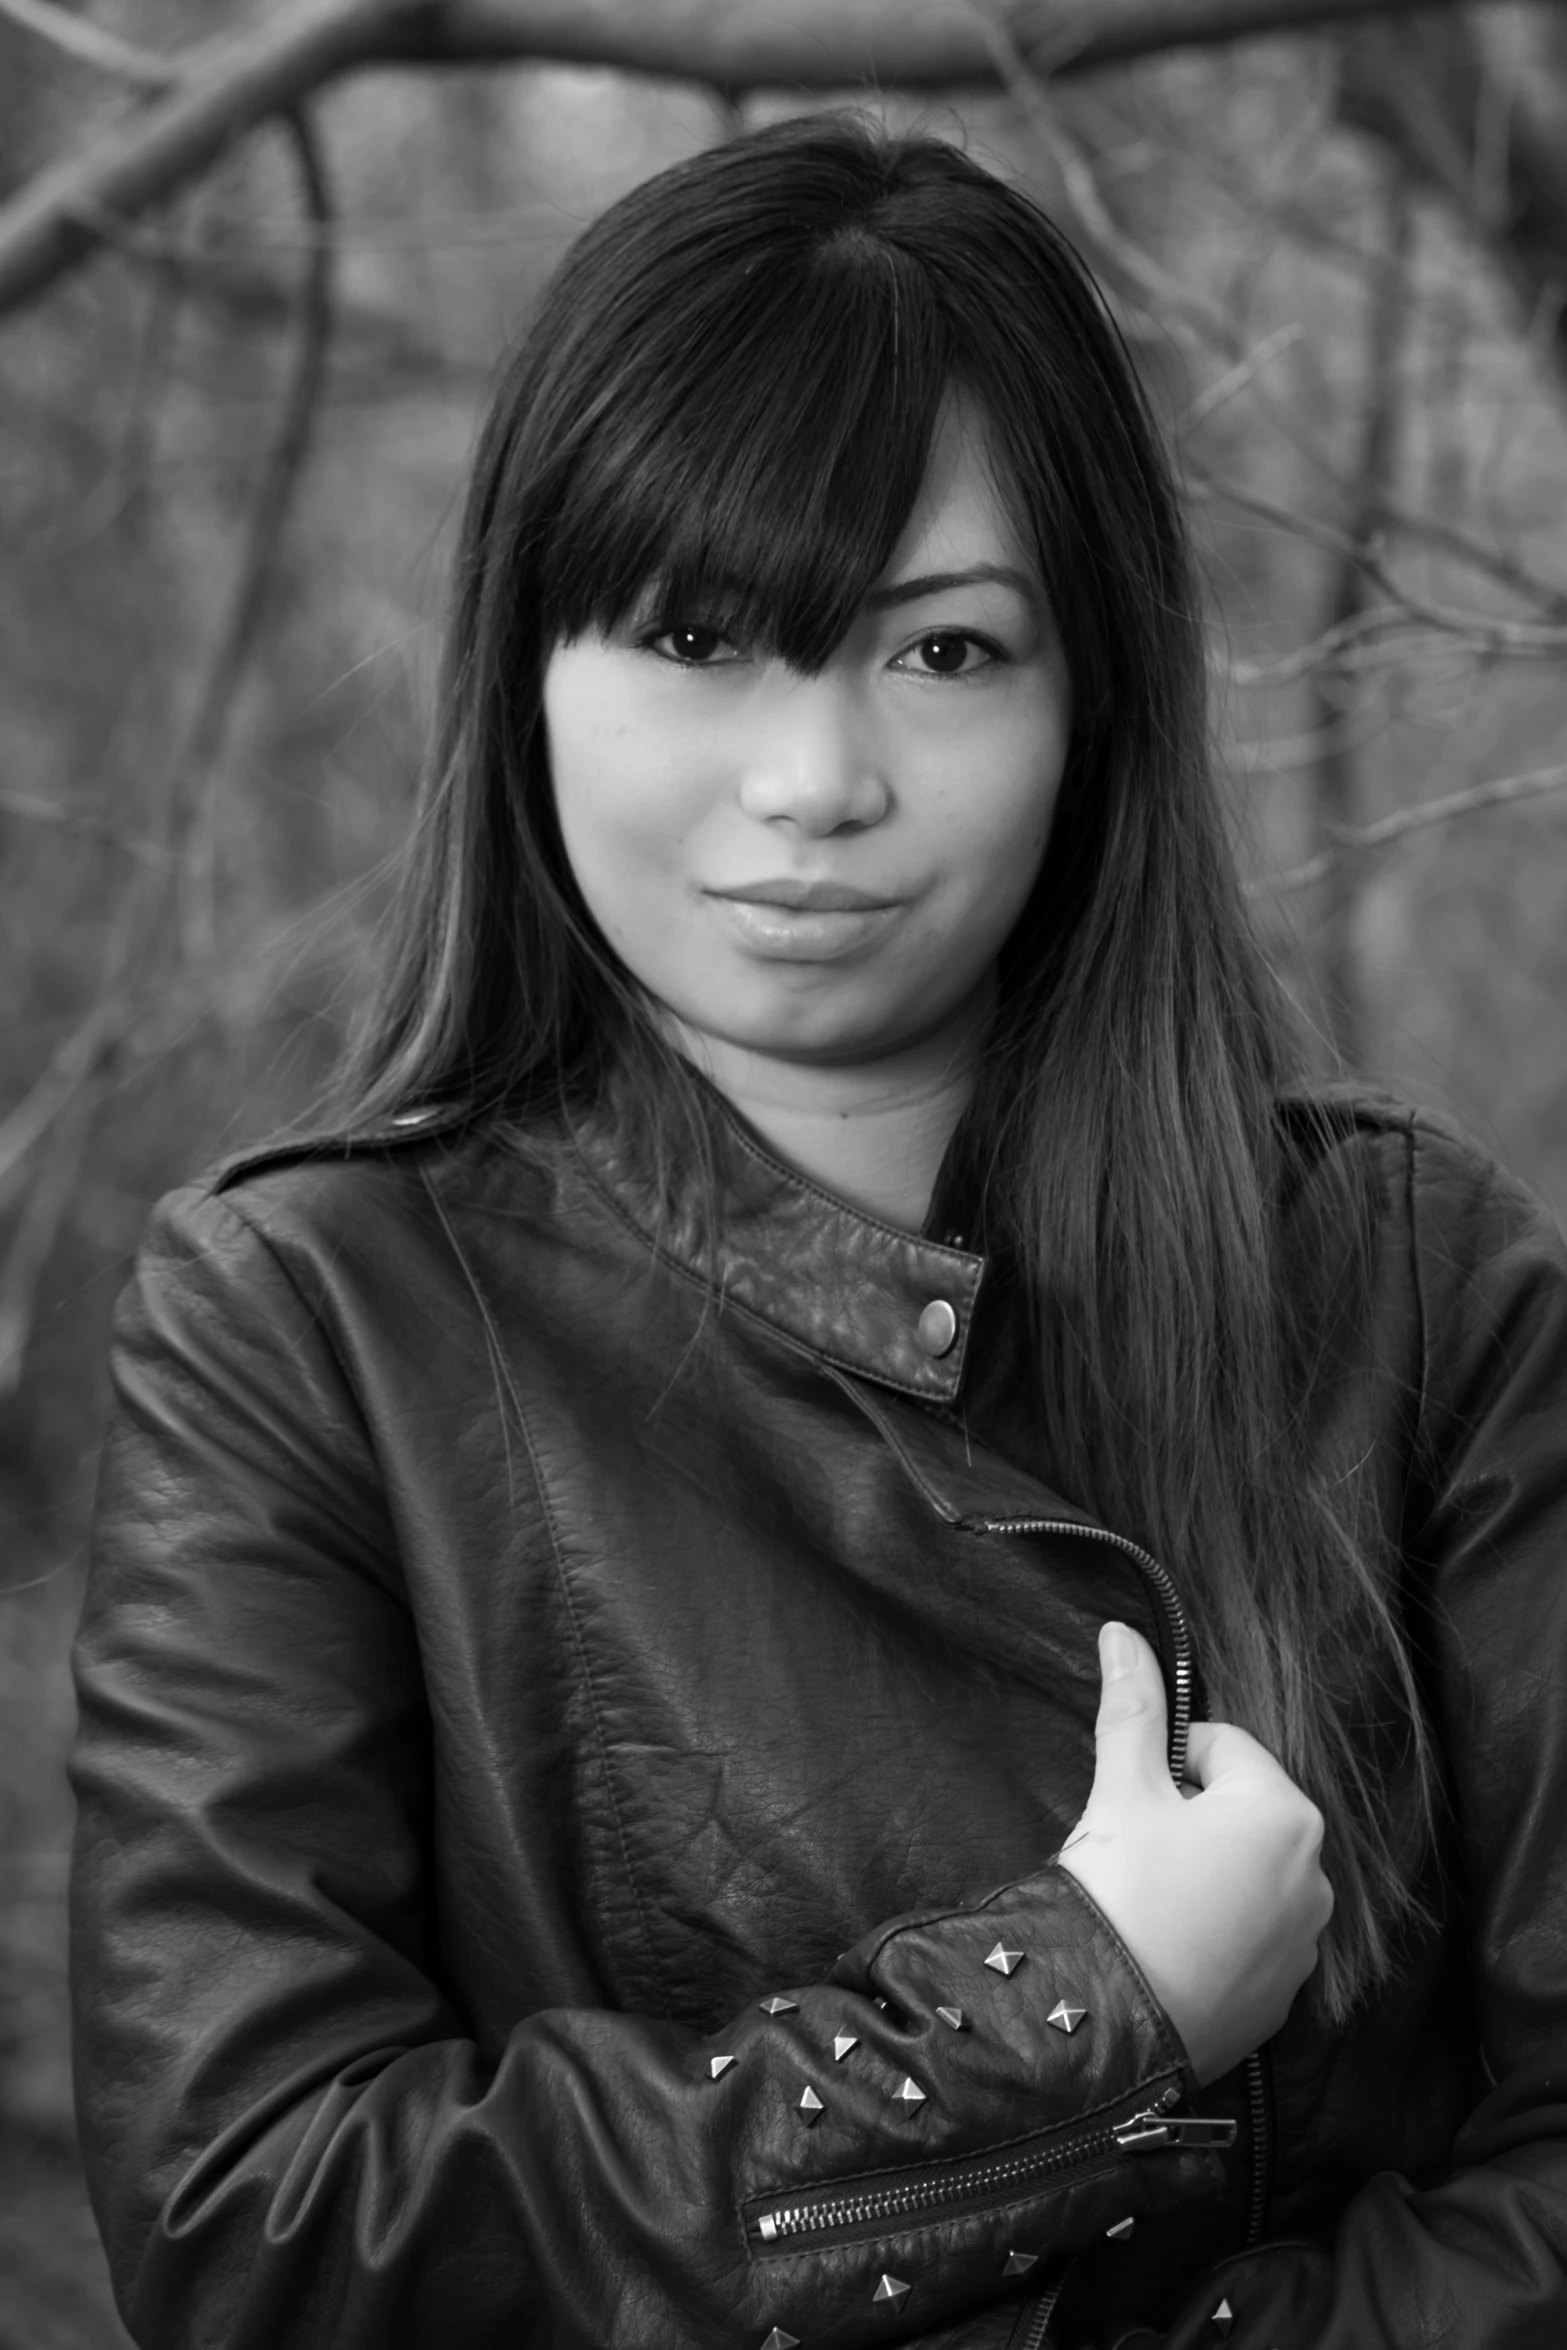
[67,1072,1567,2348]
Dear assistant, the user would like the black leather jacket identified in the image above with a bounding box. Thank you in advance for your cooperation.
[69,1074,1567,2349]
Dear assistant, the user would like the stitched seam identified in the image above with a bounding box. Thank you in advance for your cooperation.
[822,1366,965,1522]
[206,1113,471,1195]
[417,1168,668,2012]
[185,1191,402,1587]
[715,1109,984,1283]
[567,1135,973,1400]
[853,1874,1035,1972]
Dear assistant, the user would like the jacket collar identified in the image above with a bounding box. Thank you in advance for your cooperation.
[567,1063,987,1406]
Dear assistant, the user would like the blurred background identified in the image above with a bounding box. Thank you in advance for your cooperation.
[2,3,1565,2341]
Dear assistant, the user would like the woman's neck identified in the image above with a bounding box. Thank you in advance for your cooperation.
[666,987,993,1235]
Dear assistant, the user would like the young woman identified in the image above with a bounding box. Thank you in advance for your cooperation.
[69,117,1567,2350]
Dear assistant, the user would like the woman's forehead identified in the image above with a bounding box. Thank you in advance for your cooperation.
[876,399,1039,604]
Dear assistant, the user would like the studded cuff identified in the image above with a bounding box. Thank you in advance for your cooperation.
[702,1865,1223,2348]
[837,1861,1199,2105]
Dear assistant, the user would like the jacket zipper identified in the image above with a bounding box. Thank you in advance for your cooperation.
[750,2083,1240,2247]
[1244,2040,1270,2241]
[973,1517,1193,1783]
[976,1515,1270,2249]
[1011,2272,1067,2350]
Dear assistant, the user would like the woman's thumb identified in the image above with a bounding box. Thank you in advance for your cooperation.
[1089,1621,1171,1799]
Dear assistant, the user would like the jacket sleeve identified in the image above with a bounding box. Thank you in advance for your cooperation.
[70,1184,1214,2350]
[1142,1114,1567,2350]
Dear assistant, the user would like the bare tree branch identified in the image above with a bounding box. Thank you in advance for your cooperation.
[178,105,336,953]
[1178,321,1307,428]
[0,789,177,865]
[0,990,121,1214]
[989,34,1567,675]
[1364,489,1567,616]
[1224,608,1546,684]
[1310,161,1413,1068]
[12,236,186,558]
[0,0,1527,321]
[0,1081,94,1405]
[989,17,1567,651]
[0,106,336,1233]
[1253,759,1567,895]
[1188,467,1567,651]
[1338,12,1567,379]
[0,0,173,86]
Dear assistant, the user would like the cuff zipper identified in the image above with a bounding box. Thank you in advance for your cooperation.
[749,2081,1237,2249]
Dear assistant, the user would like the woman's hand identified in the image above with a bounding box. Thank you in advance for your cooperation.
[1057,1621,1333,2085]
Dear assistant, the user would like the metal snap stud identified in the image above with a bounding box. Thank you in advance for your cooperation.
[916,1299,958,1357]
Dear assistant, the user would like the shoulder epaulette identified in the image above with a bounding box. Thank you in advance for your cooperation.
[1274,1083,1413,1144]
[208,1101,475,1195]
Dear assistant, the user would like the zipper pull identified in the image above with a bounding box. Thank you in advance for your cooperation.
[1113,2110,1239,2151]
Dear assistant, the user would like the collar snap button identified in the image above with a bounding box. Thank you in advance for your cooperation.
[917,1298,959,1358]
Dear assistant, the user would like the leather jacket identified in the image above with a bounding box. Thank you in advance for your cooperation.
[69,1071,1567,2349]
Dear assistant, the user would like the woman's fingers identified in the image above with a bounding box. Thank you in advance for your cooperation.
[1087,1622,1172,1806]
[1182,1716,1299,1792]
[1064,1646,1335,2082]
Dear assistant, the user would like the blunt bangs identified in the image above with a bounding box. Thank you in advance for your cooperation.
[534,221,953,673]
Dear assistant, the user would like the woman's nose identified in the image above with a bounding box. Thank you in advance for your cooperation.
[734,677,890,835]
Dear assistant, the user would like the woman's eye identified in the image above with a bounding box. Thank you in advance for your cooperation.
[649,624,735,666]
[898,631,997,678]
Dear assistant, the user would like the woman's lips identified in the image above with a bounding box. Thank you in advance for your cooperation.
[709,879,895,911]
[704,887,902,961]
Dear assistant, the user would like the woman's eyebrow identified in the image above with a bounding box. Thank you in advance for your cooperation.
[865,564,1037,609]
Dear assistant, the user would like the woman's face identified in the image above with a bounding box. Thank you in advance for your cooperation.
[542,402,1071,1073]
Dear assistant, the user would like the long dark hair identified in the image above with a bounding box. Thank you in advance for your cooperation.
[341,115,1431,2016]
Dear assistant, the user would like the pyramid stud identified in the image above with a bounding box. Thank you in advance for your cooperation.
[709,2053,738,2078]
[872,2274,910,2304]
[759,1996,798,2016]
[1212,2299,1234,2337]
[1046,2000,1087,2034]
[760,2332,800,2350]
[832,2032,859,2061]
[1001,2250,1038,2277]
[984,1943,1025,1976]
[935,2006,966,2030]
[798,2085,824,2123]
[893,2075,927,2106]
[1106,2215,1136,2241]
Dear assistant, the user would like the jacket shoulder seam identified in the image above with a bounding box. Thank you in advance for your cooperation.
[1274,1085,1418,1147]
[184,1184,385,1459]
[206,1107,476,1196]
